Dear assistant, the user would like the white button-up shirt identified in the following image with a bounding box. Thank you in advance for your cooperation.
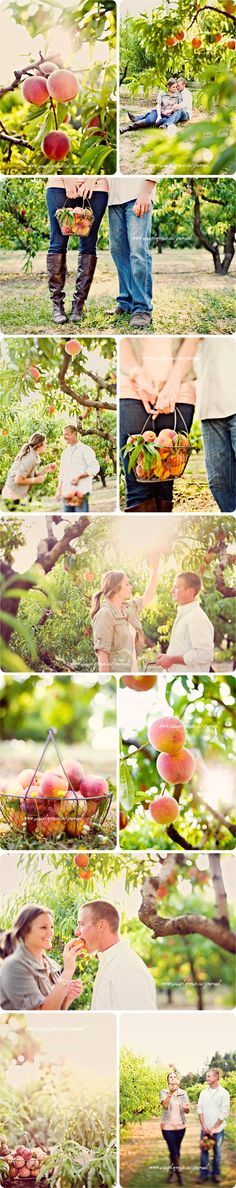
[197,1086,230,1133]
[59,443,99,496]
[108,178,156,205]
[178,87,192,118]
[195,338,236,419]
[91,939,157,1010]
[165,601,214,672]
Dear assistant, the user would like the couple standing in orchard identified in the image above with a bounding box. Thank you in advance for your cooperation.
[2,424,99,513]
[46,174,156,330]
[91,550,214,675]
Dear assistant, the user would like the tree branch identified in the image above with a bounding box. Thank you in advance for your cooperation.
[166,823,196,849]
[0,55,52,99]
[139,878,236,953]
[187,4,236,29]
[215,562,236,598]
[192,789,236,838]
[59,353,116,412]
[0,122,34,151]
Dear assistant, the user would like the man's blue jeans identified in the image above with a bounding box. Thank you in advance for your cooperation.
[108,201,153,314]
[63,498,89,512]
[134,108,189,127]
[200,1129,225,1180]
[201,415,236,512]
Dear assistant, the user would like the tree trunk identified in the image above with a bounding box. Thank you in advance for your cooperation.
[184,941,204,1010]
[0,518,90,642]
[209,854,230,928]
[193,193,235,275]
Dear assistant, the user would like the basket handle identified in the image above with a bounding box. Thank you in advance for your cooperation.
[63,195,93,212]
[140,405,188,437]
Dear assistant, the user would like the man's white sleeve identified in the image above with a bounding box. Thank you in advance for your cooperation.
[116,967,157,1010]
[183,615,214,669]
[219,1089,230,1122]
[84,445,100,477]
[197,1091,204,1115]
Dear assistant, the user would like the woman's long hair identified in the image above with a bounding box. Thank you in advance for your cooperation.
[16,433,46,461]
[0,905,53,959]
[91,570,126,619]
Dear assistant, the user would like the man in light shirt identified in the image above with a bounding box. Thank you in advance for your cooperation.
[108,177,156,329]
[56,424,99,512]
[156,571,214,674]
[197,1067,230,1183]
[75,899,157,1010]
[196,338,236,513]
[175,77,192,122]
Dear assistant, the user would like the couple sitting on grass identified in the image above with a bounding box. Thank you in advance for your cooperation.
[121,76,192,134]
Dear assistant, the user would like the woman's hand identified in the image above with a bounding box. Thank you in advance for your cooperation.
[74,178,95,199]
[64,978,83,1007]
[154,373,179,414]
[64,180,81,199]
[62,938,82,979]
[129,365,158,417]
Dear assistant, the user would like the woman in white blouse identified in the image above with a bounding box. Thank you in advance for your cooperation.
[160,1071,190,1185]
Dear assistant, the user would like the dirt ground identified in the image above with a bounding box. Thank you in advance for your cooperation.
[0,476,117,516]
[120,451,218,515]
[120,1111,235,1188]
[0,249,235,335]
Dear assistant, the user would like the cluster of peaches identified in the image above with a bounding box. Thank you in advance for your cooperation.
[21,59,79,161]
[120,692,196,830]
[124,427,190,481]
[0,1140,47,1182]
[1,761,109,841]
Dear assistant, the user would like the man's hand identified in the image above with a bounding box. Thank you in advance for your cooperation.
[75,179,95,199]
[133,184,154,217]
[155,655,174,669]
[155,373,179,414]
[64,180,81,199]
[72,473,89,484]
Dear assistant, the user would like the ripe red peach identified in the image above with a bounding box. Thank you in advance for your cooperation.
[123,676,156,692]
[42,130,71,160]
[79,775,108,800]
[47,69,79,101]
[59,760,84,790]
[65,340,81,355]
[21,76,48,105]
[19,768,41,788]
[40,770,68,799]
[149,794,180,824]
[156,748,196,784]
[148,716,186,754]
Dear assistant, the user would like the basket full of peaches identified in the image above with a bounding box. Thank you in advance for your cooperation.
[123,410,191,483]
[0,729,112,845]
[0,1137,48,1185]
[55,201,95,238]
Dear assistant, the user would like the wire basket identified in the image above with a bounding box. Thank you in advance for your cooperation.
[122,408,192,483]
[0,729,112,844]
[55,197,94,237]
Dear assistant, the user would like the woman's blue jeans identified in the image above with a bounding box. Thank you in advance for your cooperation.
[120,400,194,507]
[201,415,236,512]
[200,1129,225,1180]
[46,188,108,255]
[108,200,153,314]
[162,1127,186,1165]
[134,107,189,127]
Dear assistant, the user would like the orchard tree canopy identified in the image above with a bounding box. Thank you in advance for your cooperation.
[0,0,116,174]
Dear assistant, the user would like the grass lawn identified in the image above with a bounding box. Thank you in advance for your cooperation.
[0,249,235,335]
[120,1112,236,1188]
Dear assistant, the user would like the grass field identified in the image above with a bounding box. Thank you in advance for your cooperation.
[120,1111,235,1188]
[1,249,235,335]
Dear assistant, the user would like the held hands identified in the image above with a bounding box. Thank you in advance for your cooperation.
[75,178,95,199]
[154,374,179,415]
[129,366,159,417]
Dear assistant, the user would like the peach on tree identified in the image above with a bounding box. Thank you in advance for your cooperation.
[156,748,196,784]
[148,715,186,754]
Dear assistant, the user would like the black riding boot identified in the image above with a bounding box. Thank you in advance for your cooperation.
[71,253,97,321]
[154,496,173,513]
[47,252,67,324]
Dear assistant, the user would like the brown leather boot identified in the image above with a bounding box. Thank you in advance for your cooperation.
[47,252,67,323]
[154,497,173,513]
[71,253,97,321]
[127,498,157,513]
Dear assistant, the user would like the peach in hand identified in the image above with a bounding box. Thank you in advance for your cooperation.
[156,748,196,784]
[148,715,186,754]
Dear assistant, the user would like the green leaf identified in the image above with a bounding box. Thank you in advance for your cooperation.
[120,760,136,811]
